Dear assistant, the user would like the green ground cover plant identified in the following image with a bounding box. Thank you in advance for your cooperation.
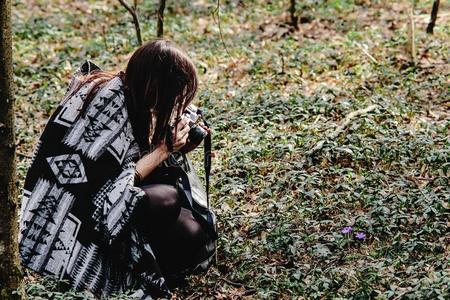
[13,0,449,298]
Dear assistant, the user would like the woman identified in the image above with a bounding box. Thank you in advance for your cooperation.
[19,38,215,298]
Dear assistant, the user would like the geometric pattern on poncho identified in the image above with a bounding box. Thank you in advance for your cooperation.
[46,154,88,185]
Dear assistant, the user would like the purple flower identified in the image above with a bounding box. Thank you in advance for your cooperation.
[355,232,366,240]
[341,226,353,234]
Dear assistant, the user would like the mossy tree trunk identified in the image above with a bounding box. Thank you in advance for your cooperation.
[0,0,23,298]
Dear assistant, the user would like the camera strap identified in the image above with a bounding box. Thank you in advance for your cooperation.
[197,109,212,210]
[204,129,211,209]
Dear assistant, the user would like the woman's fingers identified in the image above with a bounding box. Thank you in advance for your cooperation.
[199,123,212,134]
[173,118,189,139]
[172,120,190,151]
[176,117,189,131]
[173,136,189,151]
[179,129,190,144]
[173,134,188,147]
[179,123,190,137]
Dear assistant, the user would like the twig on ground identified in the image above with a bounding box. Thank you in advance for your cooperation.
[307,140,326,156]
[307,105,379,155]
[221,278,243,287]
[354,42,378,65]
[329,105,378,140]
[219,277,256,295]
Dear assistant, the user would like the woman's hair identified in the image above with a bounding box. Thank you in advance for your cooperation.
[74,38,198,153]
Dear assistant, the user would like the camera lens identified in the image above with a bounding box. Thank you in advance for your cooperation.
[189,125,208,145]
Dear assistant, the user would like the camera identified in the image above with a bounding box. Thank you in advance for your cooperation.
[183,104,209,145]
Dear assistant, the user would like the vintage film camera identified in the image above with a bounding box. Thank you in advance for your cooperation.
[182,104,209,145]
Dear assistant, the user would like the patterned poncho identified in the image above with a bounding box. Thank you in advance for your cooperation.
[19,61,171,298]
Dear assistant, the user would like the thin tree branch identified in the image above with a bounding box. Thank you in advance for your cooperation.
[101,24,108,51]
[17,152,32,159]
[118,0,142,45]
[157,0,166,37]
[212,0,233,61]
[426,0,440,34]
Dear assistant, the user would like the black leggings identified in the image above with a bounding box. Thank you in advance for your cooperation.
[134,184,208,276]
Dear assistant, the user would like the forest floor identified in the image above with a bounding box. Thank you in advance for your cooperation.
[14,0,449,299]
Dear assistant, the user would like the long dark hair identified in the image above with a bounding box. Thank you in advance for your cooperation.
[74,38,198,153]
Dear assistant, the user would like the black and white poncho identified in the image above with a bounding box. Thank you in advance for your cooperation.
[19,61,172,298]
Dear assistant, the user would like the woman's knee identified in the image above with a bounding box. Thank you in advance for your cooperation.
[142,184,180,213]
[176,208,207,243]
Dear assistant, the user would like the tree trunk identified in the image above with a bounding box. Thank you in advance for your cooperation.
[426,0,440,34]
[118,0,142,46]
[289,0,298,29]
[408,6,417,65]
[157,0,166,37]
[0,0,23,299]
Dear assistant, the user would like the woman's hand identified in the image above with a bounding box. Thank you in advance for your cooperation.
[172,117,191,152]
[135,118,190,184]
[180,123,212,154]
